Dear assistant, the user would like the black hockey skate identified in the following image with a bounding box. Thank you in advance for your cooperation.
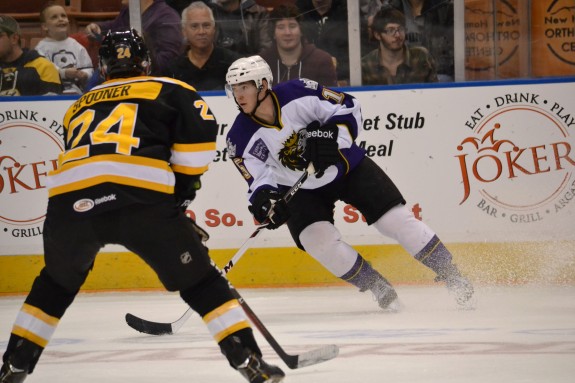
[0,362,27,383]
[364,275,400,312]
[436,264,475,309]
[237,353,285,383]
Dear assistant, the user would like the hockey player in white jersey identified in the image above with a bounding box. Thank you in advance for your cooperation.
[224,56,474,310]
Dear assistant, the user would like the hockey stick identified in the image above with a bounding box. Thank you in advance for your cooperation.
[125,225,266,336]
[125,274,339,370]
[126,164,339,368]
[125,163,315,336]
[230,287,339,369]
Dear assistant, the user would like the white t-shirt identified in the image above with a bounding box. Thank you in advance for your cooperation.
[35,37,94,95]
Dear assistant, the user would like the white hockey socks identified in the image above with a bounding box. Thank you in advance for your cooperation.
[372,204,436,256]
[299,221,358,277]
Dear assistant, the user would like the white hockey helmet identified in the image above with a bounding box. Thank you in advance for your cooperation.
[225,55,273,98]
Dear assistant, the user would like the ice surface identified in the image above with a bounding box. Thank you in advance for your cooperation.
[1,284,574,382]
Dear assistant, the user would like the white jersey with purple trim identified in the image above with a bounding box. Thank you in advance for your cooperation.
[226,78,366,203]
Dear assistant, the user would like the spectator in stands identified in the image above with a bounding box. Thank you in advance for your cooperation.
[360,0,388,56]
[36,3,93,95]
[0,15,61,96]
[260,4,337,86]
[295,0,349,85]
[384,0,454,82]
[84,0,182,76]
[361,7,437,85]
[211,0,272,55]
[168,1,239,91]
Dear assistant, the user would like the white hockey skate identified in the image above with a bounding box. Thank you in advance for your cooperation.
[368,276,400,312]
[437,265,475,310]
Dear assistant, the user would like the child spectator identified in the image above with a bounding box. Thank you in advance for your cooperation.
[36,3,93,95]
[0,15,61,96]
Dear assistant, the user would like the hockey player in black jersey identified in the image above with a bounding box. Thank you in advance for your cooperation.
[0,31,284,383]
[225,56,474,312]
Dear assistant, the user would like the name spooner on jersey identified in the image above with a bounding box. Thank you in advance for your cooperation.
[70,81,163,115]
[72,85,131,113]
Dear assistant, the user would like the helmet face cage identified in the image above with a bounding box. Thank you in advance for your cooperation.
[225,55,273,98]
[99,29,151,79]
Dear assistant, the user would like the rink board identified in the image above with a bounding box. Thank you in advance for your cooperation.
[1,78,574,293]
[1,240,574,294]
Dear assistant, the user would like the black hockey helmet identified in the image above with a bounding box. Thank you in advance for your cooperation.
[99,29,151,79]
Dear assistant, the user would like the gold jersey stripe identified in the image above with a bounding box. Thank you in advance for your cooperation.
[203,300,240,322]
[20,303,59,326]
[213,321,251,343]
[171,164,209,175]
[13,304,59,347]
[47,155,175,197]
[48,174,175,197]
[203,300,251,342]
[53,154,170,174]
[59,145,89,165]
[171,151,214,168]
[94,76,196,92]
[172,142,216,152]
[11,325,50,348]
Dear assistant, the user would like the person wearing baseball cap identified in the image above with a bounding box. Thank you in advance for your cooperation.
[0,15,62,96]
[0,14,20,35]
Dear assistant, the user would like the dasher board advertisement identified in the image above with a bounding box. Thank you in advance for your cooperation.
[1,79,574,255]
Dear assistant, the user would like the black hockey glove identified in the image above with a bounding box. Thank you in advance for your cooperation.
[303,121,340,178]
[175,174,202,211]
[248,189,290,230]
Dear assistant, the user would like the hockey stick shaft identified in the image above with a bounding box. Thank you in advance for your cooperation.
[220,161,314,273]
[230,287,338,369]
[126,163,315,335]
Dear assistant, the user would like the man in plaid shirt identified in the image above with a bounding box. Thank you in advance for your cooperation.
[361,7,438,85]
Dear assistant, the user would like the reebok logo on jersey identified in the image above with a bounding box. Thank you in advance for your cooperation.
[306,130,334,139]
[94,194,117,205]
[73,194,117,213]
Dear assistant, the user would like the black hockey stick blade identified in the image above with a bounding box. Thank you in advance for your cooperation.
[125,309,193,335]
[125,313,173,335]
